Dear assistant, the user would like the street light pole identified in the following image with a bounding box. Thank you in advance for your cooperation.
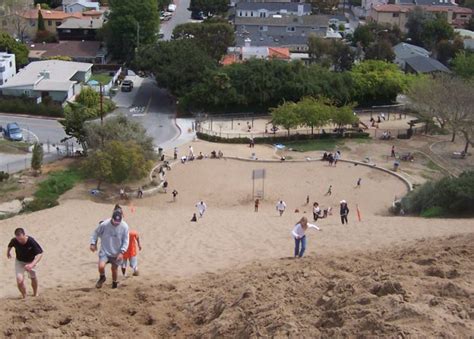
[136,21,140,50]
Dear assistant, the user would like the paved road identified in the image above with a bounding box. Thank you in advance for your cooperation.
[0,114,66,144]
[113,77,179,148]
[161,0,191,40]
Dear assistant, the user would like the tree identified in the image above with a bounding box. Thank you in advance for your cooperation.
[365,39,395,62]
[37,10,45,31]
[172,21,235,61]
[189,0,228,16]
[103,0,159,61]
[406,7,427,47]
[308,36,332,66]
[421,14,454,50]
[350,60,412,106]
[352,25,374,49]
[452,51,474,79]
[434,37,464,66]
[467,17,474,31]
[296,97,332,134]
[157,0,172,10]
[59,103,97,153]
[0,31,29,67]
[34,0,62,7]
[46,55,73,61]
[135,39,217,97]
[85,115,156,160]
[308,0,340,14]
[407,75,474,151]
[332,104,357,129]
[83,140,152,188]
[329,39,355,71]
[76,87,100,109]
[31,143,44,173]
[271,101,300,136]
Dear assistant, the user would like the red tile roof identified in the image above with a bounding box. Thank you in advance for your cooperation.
[221,54,239,66]
[268,47,291,60]
[20,9,84,20]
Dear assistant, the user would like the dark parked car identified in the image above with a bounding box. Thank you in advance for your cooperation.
[191,10,205,20]
[121,79,134,92]
[3,122,23,141]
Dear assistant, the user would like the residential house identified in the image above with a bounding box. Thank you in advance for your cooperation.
[10,5,84,40]
[221,40,291,65]
[57,17,104,40]
[393,42,430,69]
[369,4,473,32]
[0,60,92,104]
[231,0,305,6]
[235,2,311,18]
[0,53,16,86]
[28,40,106,64]
[62,0,100,13]
[404,55,451,74]
[234,15,330,50]
[454,29,474,50]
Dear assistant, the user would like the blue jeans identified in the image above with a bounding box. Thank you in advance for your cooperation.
[294,236,306,257]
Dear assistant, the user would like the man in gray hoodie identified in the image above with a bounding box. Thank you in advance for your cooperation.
[90,209,129,289]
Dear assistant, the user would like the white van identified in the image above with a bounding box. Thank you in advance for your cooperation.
[168,4,176,12]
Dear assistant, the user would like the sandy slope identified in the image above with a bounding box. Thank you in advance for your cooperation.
[1,234,473,337]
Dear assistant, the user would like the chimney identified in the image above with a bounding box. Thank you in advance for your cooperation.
[244,38,251,47]
[40,70,50,79]
[297,4,304,16]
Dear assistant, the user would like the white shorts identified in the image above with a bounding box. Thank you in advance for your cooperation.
[15,259,37,279]
[122,256,138,270]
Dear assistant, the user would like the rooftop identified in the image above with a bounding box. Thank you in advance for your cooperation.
[372,3,472,13]
[57,17,104,29]
[0,60,92,90]
[235,14,331,27]
[394,42,430,60]
[398,0,455,6]
[28,41,102,59]
[20,9,84,20]
[405,56,451,73]
[236,2,311,12]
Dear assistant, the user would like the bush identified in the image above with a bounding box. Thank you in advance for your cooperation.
[401,171,474,217]
[22,169,82,212]
[196,131,370,144]
[0,171,9,182]
[0,96,63,117]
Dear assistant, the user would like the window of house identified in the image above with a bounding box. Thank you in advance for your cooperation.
[239,11,242,16]
[9,61,12,67]
[48,20,52,26]
[251,11,253,17]
[392,13,399,17]
[259,26,268,32]
[287,26,295,32]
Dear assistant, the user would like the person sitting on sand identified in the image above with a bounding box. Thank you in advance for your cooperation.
[211,151,217,159]
[291,217,322,258]
[218,150,223,158]
[197,152,204,160]
[191,213,197,222]
[322,152,328,161]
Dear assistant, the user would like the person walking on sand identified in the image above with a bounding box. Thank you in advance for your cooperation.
[172,189,178,202]
[6,228,43,298]
[254,198,259,212]
[276,200,287,216]
[340,200,350,225]
[356,178,361,188]
[334,151,341,166]
[90,209,129,289]
[325,185,332,196]
[391,145,396,158]
[313,202,321,221]
[291,217,322,258]
[196,201,207,218]
[174,147,178,160]
[121,230,142,277]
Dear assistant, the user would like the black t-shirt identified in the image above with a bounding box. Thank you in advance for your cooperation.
[8,236,43,263]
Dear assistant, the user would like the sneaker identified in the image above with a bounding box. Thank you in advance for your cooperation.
[96,276,106,289]
[112,281,118,289]
[133,270,139,276]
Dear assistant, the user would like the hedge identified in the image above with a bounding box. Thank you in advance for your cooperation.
[0,96,63,117]
[196,131,370,144]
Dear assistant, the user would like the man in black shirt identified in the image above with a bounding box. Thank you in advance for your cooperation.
[7,228,43,298]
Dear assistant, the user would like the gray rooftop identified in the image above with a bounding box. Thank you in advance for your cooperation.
[235,34,320,48]
[58,17,104,29]
[394,42,430,60]
[398,0,455,6]
[236,2,311,12]
[405,56,451,73]
[235,15,330,27]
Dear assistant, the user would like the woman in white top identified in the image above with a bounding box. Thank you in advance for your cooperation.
[291,216,321,258]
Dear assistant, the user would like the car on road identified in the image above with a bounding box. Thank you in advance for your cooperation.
[121,80,134,92]
[167,4,176,12]
[3,122,23,141]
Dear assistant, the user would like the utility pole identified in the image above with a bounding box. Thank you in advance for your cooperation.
[100,82,104,147]
[136,21,140,50]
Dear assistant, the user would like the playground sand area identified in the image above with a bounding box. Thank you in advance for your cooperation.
[1,141,473,336]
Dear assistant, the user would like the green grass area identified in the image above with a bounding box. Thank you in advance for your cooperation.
[24,169,83,212]
[284,139,344,152]
[426,160,443,172]
[90,73,113,85]
[0,139,30,154]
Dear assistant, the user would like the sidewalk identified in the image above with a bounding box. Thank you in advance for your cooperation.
[160,118,196,151]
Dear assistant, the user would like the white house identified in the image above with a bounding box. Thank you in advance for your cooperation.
[63,0,100,13]
[0,52,16,87]
[235,2,311,18]
[0,60,92,104]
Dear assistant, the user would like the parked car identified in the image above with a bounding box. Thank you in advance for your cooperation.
[168,4,176,12]
[3,122,23,141]
[191,10,205,20]
[121,80,134,92]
